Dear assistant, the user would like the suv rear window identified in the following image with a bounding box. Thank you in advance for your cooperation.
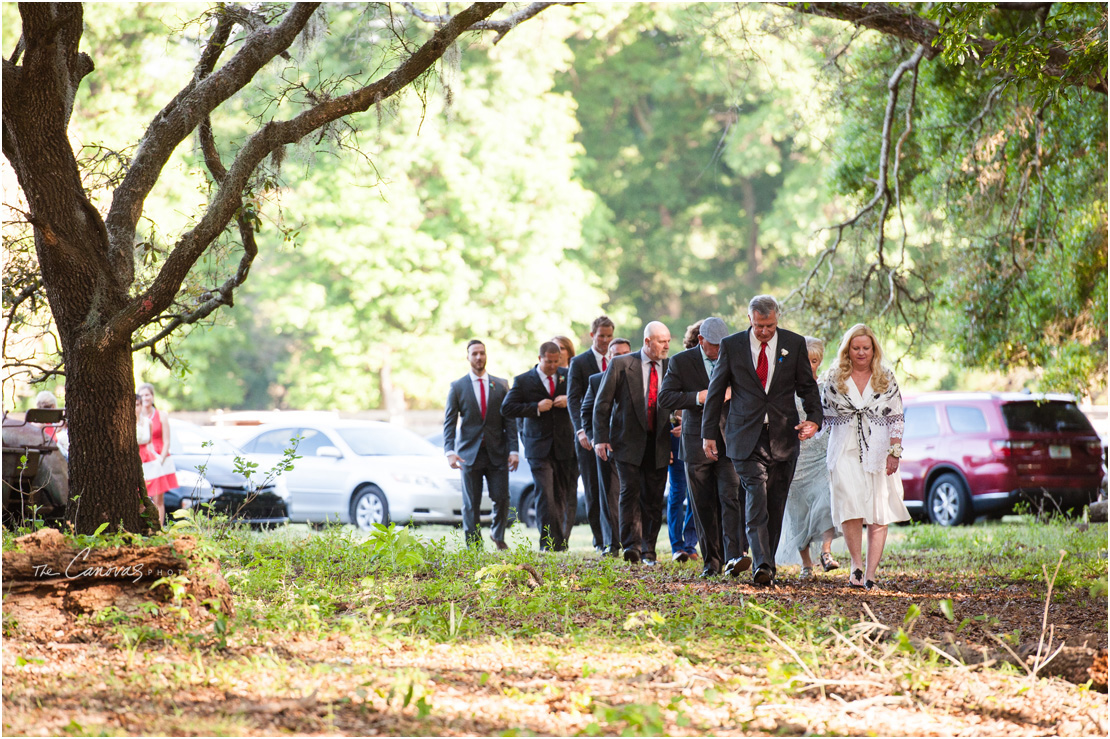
[1001,401,1094,433]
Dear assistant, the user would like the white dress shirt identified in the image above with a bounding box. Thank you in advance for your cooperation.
[469,370,489,406]
[592,347,607,371]
[536,366,558,416]
[750,329,778,423]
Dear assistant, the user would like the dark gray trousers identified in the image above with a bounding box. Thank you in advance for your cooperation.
[460,444,509,546]
[733,426,797,577]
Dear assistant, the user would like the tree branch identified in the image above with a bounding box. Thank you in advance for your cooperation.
[402,1,577,44]
[786,45,927,315]
[777,2,1107,94]
[109,2,518,344]
[102,3,321,287]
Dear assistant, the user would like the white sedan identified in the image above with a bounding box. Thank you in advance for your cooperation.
[237,420,490,529]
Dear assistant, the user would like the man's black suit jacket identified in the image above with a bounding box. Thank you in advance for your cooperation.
[580,371,604,442]
[658,345,726,464]
[501,367,574,461]
[443,374,518,465]
[566,349,601,434]
[592,350,671,468]
[700,328,821,462]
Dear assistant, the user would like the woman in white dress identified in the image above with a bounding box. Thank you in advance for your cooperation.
[822,324,909,589]
[776,337,841,579]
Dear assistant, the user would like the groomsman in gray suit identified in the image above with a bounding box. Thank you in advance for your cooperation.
[567,315,615,552]
[444,340,519,549]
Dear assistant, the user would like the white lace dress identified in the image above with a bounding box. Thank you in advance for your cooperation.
[826,376,910,527]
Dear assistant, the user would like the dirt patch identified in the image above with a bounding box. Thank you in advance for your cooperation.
[3,528,233,643]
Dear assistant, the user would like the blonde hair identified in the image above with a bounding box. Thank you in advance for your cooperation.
[804,336,825,365]
[832,324,889,394]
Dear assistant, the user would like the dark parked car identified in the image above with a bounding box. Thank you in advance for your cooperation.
[901,393,1105,525]
[167,420,289,526]
[425,431,587,528]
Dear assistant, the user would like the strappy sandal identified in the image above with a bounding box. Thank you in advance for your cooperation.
[848,568,865,588]
[820,552,840,572]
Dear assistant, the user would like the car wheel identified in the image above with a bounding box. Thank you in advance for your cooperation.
[350,485,390,530]
[519,488,538,529]
[927,473,970,526]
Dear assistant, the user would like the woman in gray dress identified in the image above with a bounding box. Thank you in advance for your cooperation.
[776,337,841,579]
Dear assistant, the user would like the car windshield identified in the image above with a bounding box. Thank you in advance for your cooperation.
[171,423,241,456]
[1001,401,1094,434]
[335,426,439,456]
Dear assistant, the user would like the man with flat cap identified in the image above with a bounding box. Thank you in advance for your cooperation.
[659,317,750,579]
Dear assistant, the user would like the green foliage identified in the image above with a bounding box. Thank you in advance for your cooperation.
[559,4,839,329]
[818,3,1107,395]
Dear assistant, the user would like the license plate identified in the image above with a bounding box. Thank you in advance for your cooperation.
[1049,445,1072,459]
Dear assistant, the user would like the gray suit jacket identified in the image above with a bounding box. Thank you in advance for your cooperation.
[443,374,517,465]
[592,350,671,468]
[700,328,821,462]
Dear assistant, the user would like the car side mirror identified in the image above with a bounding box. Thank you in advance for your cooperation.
[316,446,343,459]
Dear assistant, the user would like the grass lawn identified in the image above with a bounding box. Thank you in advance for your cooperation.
[3,513,1106,736]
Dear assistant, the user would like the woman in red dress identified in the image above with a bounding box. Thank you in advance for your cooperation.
[137,383,177,524]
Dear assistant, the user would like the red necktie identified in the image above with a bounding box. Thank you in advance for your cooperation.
[757,342,768,389]
[647,361,658,431]
[479,378,487,419]
[601,357,607,371]
[548,374,555,397]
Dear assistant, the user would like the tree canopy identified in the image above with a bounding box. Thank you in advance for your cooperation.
[2,2,1105,533]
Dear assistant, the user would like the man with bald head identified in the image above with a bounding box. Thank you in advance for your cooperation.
[592,321,673,566]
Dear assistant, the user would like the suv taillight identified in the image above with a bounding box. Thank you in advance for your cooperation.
[990,440,1035,457]
[1087,442,1104,456]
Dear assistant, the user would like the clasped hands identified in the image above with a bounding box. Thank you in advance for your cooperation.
[701,420,819,461]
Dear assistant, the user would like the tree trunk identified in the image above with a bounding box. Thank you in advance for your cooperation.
[64,339,153,534]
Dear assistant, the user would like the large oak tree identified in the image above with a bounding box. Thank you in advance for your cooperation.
[2,2,563,534]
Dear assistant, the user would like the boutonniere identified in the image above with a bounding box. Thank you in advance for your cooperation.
[778,348,788,363]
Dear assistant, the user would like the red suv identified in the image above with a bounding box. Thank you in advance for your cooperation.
[901,392,1104,525]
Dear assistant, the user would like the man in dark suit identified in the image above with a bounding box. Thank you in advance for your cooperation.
[702,296,822,586]
[581,337,632,557]
[659,317,751,579]
[502,341,576,551]
[444,339,520,549]
[592,322,673,565]
[567,315,615,552]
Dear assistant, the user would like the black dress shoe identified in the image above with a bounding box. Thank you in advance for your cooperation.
[725,555,753,577]
[624,550,641,565]
[699,567,720,579]
[752,564,772,585]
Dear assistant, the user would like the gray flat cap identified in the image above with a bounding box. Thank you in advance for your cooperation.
[699,317,729,344]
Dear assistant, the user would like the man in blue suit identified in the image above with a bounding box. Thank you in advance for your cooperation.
[502,341,576,551]
[444,340,519,549]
